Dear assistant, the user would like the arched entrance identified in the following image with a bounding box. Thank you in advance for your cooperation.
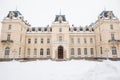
[58,46,63,59]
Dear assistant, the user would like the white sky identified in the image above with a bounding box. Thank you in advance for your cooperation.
[0,0,120,28]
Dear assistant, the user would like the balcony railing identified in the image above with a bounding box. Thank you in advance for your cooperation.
[1,40,13,43]
[108,39,120,44]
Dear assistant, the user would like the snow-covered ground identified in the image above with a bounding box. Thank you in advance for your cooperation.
[0,60,120,80]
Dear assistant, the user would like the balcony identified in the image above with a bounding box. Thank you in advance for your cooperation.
[108,39,120,44]
[1,40,14,44]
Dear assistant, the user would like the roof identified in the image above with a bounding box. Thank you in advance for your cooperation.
[54,15,66,22]
[7,11,22,18]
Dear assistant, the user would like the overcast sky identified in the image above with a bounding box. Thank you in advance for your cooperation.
[0,0,120,28]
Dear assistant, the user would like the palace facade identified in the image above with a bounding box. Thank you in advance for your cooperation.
[0,10,120,61]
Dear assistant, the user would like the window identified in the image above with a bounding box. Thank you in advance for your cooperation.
[78,38,80,44]
[8,25,11,30]
[59,28,62,32]
[5,47,10,55]
[100,34,102,41]
[40,48,43,55]
[71,38,74,44]
[34,38,37,44]
[19,48,21,55]
[71,48,74,55]
[34,48,37,55]
[84,48,87,55]
[28,39,31,44]
[100,47,102,54]
[59,36,62,42]
[84,38,87,44]
[27,48,30,55]
[78,48,81,55]
[112,46,117,55]
[90,38,93,43]
[90,48,94,55]
[7,34,11,40]
[41,38,43,44]
[111,34,115,40]
[47,38,50,44]
[47,48,50,55]
[110,24,113,30]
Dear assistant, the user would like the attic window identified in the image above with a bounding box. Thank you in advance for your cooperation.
[74,27,77,31]
[32,28,35,31]
[38,28,41,31]
[44,28,47,31]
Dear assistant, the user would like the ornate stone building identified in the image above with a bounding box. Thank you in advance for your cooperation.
[0,10,120,61]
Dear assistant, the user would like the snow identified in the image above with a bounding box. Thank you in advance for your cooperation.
[0,60,120,80]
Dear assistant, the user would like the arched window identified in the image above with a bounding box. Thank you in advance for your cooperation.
[5,47,10,55]
[78,48,81,55]
[112,46,117,55]
[71,48,74,55]
[40,48,43,55]
[34,48,37,55]
[47,48,50,55]
[27,48,30,55]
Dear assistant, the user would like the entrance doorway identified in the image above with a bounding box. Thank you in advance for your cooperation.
[58,46,63,59]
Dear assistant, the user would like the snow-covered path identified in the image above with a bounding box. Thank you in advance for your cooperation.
[0,60,120,80]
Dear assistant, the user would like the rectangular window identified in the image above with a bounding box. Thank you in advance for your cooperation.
[28,39,31,44]
[34,48,37,55]
[59,28,62,32]
[7,34,11,40]
[19,48,21,55]
[100,34,102,41]
[71,38,74,44]
[84,38,87,44]
[27,48,30,55]
[100,47,102,54]
[84,48,87,55]
[90,48,94,55]
[59,36,62,42]
[90,38,93,43]
[8,25,11,30]
[47,38,50,43]
[111,34,115,40]
[71,48,74,55]
[112,47,117,55]
[78,38,80,44]
[41,38,43,44]
[110,24,113,30]
[78,48,81,55]
[34,38,37,44]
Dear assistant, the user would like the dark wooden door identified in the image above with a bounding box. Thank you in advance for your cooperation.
[58,46,63,59]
